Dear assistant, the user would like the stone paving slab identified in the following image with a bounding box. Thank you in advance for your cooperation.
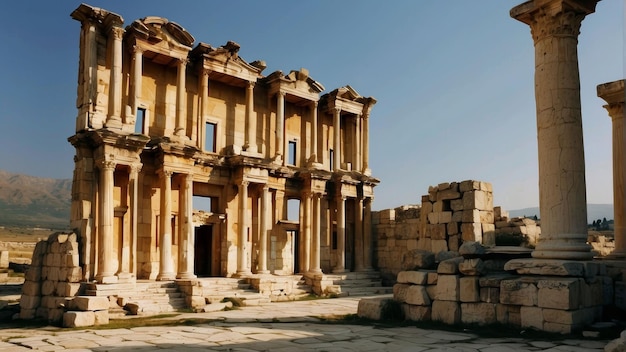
[0,295,613,351]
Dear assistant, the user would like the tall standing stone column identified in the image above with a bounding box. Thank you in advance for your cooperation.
[105,26,124,129]
[131,46,143,122]
[511,0,598,260]
[237,181,251,276]
[333,108,341,171]
[301,191,312,273]
[363,197,373,270]
[157,170,175,280]
[598,79,626,258]
[309,193,322,274]
[245,81,257,153]
[129,164,140,278]
[198,69,210,149]
[309,101,319,165]
[334,196,347,273]
[276,91,286,164]
[258,185,270,274]
[96,160,117,283]
[354,197,364,272]
[177,174,196,279]
[174,58,187,139]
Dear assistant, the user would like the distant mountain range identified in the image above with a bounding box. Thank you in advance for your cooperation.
[0,170,71,229]
[0,169,615,229]
[508,204,614,224]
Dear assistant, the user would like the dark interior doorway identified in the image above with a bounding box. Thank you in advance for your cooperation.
[194,225,213,277]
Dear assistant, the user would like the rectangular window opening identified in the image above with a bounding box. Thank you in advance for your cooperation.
[135,108,146,134]
[288,140,297,165]
[205,122,217,153]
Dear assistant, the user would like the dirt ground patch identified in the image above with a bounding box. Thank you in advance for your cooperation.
[0,227,53,265]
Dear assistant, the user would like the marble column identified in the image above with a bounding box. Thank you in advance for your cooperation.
[333,196,347,273]
[301,192,312,274]
[598,79,626,258]
[363,197,373,270]
[258,185,270,274]
[276,91,286,164]
[354,115,361,172]
[309,193,322,274]
[354,197,364,272]
[77,19,98,130]
[245,82,257,153]
[198,69,210,149]
[157,170,175,280]
[177,174,196,279]
[511,0,598,260]
[362,108,371,174]
[309,101,319,164]
[129,165,140,277]
[237,181,251,275]
[105,26,124,129]
[131,46,143,117]
[174,58,187,139]
[96,160,117,283]
[333,108,341,171]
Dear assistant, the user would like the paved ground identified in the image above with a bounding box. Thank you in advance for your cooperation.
[0,295,612,351]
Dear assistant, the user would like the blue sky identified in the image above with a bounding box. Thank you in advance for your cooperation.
[0,1,623,212]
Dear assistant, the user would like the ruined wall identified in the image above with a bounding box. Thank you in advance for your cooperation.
[373,180,543,283]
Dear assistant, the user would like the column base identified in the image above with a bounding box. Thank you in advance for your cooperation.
[176,273,197,280]
[272,155,283,165]
[95,274,118,284]
[307,268,323,275]
[332,267,348,274]
[257,270,271,275]
[104,117,123,130]
[532,235,594,261]
[504,258,605,277]
[116,273,135,283]
[234,270,252,278]
[157,272,176,281]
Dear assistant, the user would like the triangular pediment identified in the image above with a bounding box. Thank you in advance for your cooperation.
[192,41,264,84]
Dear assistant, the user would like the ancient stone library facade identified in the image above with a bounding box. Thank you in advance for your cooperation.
[68,4,377,284]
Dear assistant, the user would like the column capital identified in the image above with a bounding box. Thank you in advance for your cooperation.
[129,163,142,174]
[277,90,286,98]
[98,160,116,171]
[159,169,174,178]
[109,26,125,40]
[511,0,598,42]
[132,45,144,55]
[240,180,250,187]
[247,81,255,89]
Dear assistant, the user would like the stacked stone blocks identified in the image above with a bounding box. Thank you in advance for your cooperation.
[387,242,612,334]
[19,232,110,327]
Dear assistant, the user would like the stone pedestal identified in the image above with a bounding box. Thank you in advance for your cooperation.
[597,79,626,258]
[511,0,598,260]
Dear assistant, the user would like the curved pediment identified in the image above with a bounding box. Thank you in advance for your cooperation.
[192,41,264,84]
[128,16,194,51]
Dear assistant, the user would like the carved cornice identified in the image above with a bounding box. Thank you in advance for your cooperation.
[529,10,585,42]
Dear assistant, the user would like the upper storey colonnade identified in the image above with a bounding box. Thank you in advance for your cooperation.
[70,4,375,174]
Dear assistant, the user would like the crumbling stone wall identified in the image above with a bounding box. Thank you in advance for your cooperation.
[19,232,109,326]
[374,180,533,283]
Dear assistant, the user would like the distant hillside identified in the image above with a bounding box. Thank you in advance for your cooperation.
[0,170,71,229]
[508,204,613,224]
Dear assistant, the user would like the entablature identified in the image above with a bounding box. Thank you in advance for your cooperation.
[191,41,264,87]
[264,68,324,106]
[125,16,194,66]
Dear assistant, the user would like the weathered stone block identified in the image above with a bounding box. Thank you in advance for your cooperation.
[25,267,42,282]
[427,271,438,285]
[405,285,431,306]
[448,235,460,252]
[397,271,427,285]
[542,306,599,326]
[357,297,400,320]
[613,281,624,310]
[393,284,411,302]
[520,306,543,330]
[461,223,482,242]
[451,199,463,211]
[426,285,437,300]
[20,308,36,320]
[459,180,481,192]
[461,303,497,325]
[437,257,464,274]
[41,280,56,296]
[459,241,485,257]
[500,279,537,306]
[537,278,581,310]
[459,258,485,276]
[431,240,448,253]
[479,211,494,224]
[580,278,603,307]
[401,304,431,321]
[73,296,110,311]
[48,308,64,323]
[94,310,109,325]
[504,259,585,276]
[480,287,499,303]
[482,224,496,246]
[63,311,95,328]
[462,209,480,223]
[462,190,492,211]
[432,300,460,325]
[401,250,435,271]
[436,274,460,301]
[428,224,446,240]
[0,251,8,269]
[437,189,460,201]
[447,222,459,235]
[496,304,520,326]
[20,295,41,310]
[22,281,41,296]
[602,276,614,306]
[57,282,81,297]
[459,277,480,302]
[452,211,463,223]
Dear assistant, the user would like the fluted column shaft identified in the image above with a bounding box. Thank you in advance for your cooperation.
[237,181,251,275]
[598,79,626,258]
[106,26,124,129]
[334,197,347,273]
[354,197,364,271]
[310,102,319,164]
[333,108,341,171]
[309,193,322,273]
[258,185,270,274]
[363,198,373,270]
[511,0,598,260]
[174,59,187,138]
[245,82,257,153]
[177,174,196,279]
[158,170,175,280]
[276,92,285,164]
[96,161,117,283]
